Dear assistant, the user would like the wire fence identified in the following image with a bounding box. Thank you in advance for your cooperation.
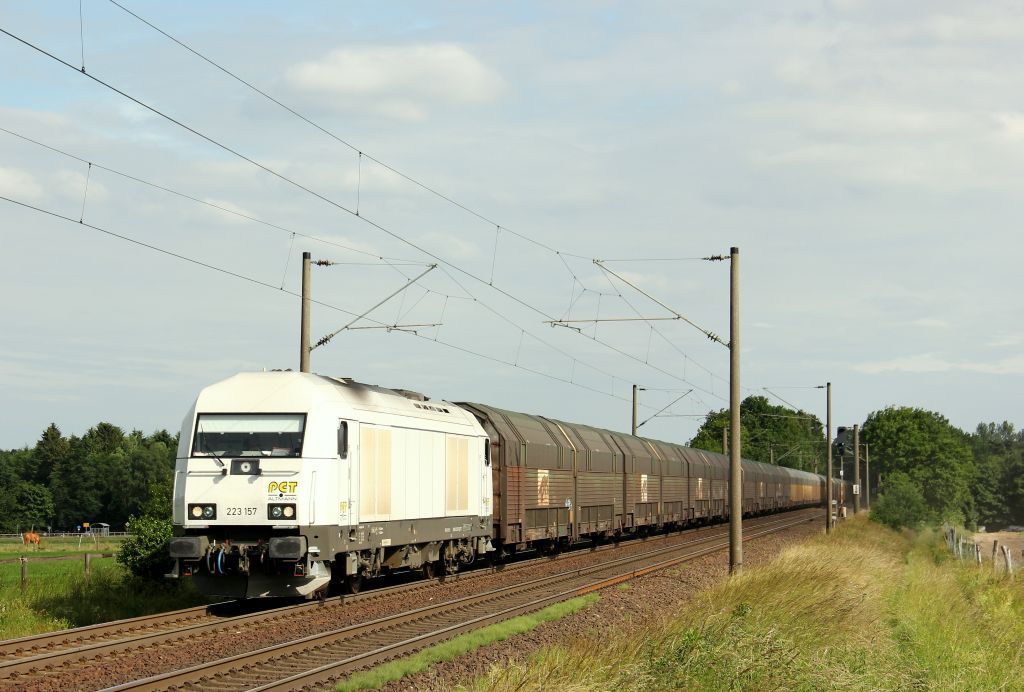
[945,525,1017,576]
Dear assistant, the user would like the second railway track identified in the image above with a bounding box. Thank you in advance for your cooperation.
[127,511,816,691]
[0,509,818,691]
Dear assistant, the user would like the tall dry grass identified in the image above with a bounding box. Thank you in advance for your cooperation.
[465,517,1024,691]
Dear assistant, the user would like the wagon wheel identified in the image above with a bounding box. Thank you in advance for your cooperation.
[422,560,441,581]
[344,573,363,594]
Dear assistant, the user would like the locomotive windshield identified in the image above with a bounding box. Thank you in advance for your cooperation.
[192,413,305,458]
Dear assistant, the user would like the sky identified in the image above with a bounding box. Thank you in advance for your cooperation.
[1,1,1021,451]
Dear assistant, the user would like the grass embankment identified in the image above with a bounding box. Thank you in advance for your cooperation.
[465,517,1024,691]
[0,538,210,640]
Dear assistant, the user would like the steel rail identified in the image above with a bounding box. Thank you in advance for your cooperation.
[0,602,222,662]
[106,512,816,691]
[0,509,816,685]
[0,505,813,670]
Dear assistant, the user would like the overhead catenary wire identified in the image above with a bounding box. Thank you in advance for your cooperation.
[591,262,727,384]
[0,22,730,406]
[78,0,85,71]
[312,265,437,350]
[88,4,733,385]
[594,259,725,346]
[1,109,662,404]
[104,0,592,261]
[762,387,805,412]
[0,125,423,267]
[0,191,694,422]
[0,193,361,312]
[636,389,693,429]
[78,161,92,222]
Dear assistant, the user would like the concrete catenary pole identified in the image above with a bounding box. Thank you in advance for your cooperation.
[865,443,870,510]
[632,384,639,436]
[300,251,311,373]
[853,424,861,514]
[729,246,742,575]
[826,382,833,533]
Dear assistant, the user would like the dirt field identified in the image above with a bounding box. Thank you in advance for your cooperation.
[973,530,1024,566]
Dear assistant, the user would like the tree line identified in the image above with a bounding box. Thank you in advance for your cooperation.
[0,423,176,534]
[690,397,1024,530]
[2,401,1020,535]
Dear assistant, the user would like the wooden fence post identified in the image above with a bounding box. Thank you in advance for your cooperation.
[20,557,27,592]
[976,543,982,566]
[992,540,999,570]
[84,553,92,576]
[1002,545,1014,576]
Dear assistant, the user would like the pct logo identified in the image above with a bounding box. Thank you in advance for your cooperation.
[268,481,298,495]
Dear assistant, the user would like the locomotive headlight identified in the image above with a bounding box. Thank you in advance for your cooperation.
[268,503,296,520]
[187,503,216,520]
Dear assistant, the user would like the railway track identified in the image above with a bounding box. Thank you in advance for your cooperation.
[0,509,817,690]
[0,507,807,668]
[134,512,814,691]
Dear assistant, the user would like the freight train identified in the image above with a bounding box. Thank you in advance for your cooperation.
[169,372,847,598]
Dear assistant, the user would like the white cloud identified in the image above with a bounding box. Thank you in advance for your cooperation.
[910,318,949,328]
[854,353,954,374]
[988,334,1024,347]
[855,353,1024,375]
[994,112,1024,142]
[286,44,504,120]
[0,166,42,200]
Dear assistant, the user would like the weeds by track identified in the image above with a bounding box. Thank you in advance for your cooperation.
[113,512,817,691]
[0,509,818,689]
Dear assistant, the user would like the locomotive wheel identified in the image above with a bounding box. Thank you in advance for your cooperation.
[344,573,363,594]
[422,561,440,580]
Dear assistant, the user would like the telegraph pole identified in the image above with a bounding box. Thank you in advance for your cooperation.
[865,444,870,510]
[853,424,861,514]
[632,385,639,436]
[826,382,833,533]
[728,246,742,575]
[300,251,311,373]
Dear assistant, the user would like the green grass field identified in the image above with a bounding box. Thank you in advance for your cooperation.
[0,535,126,558]
[0,538,211,641]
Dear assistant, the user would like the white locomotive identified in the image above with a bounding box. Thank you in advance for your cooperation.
[169,372,494,597]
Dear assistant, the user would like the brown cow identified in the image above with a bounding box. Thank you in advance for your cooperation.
[22,532,42,549]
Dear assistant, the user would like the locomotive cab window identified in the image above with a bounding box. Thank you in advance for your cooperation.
[193,413,305,458]
[337,421,349,459]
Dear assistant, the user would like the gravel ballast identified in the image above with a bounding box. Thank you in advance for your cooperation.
[380,516,824,692]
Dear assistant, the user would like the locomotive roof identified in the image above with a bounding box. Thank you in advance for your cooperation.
[192,371,471,422]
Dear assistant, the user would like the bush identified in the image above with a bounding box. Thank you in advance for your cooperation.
[871,471,929,530]
[117,514,173,580]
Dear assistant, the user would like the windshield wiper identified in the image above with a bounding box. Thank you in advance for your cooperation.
[198,423,225,468]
